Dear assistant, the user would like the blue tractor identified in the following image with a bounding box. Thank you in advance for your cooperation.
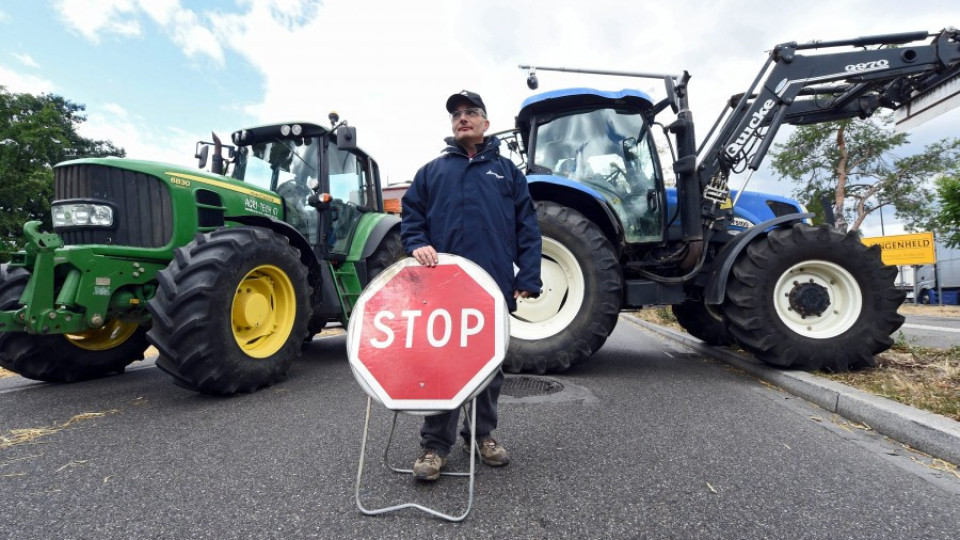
[499,28,960,373]
[495,89,821,373]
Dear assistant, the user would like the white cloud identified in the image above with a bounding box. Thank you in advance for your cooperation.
[134,0,177,23]
[137,0,225,65]
[53,0,223,63]
[207,0,468,182]
[11,53,39,69]
[169,14,223,65]
[78,102,200,167]
[0,65,56,94]
[54,0,141,42]
[44,0,960,200]
[203,0,960,187]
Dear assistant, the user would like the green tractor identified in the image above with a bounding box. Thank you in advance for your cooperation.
[0,114,402,394]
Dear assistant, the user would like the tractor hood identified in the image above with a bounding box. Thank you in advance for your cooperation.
[54,157,279,203]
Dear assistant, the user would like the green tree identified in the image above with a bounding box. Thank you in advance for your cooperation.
[0,88,124,261]
[769,115,960,233]
[932,174,960,248]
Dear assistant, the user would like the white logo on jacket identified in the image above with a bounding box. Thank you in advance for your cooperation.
[486,170,505,180]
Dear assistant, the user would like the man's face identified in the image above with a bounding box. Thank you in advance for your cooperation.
[450,102,489,147]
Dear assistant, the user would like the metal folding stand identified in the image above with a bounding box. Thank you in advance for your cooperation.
[355,395,479,522]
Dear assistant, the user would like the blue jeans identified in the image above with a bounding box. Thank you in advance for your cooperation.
[419,369,504,456]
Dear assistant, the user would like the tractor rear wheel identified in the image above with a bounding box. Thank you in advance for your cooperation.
[147,227,310,394]
[723,223,905,372]
[305,229,403,337]
[671,298,735,346]
[506,201,623,374]
[366,229,404,278]
[0,265,148,382]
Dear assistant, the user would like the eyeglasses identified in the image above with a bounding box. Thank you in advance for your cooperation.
[450,108,485,121]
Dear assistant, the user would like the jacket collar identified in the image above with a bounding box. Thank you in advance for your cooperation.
[442,135,501,158]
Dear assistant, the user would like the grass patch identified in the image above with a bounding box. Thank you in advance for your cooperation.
[822,340,960,421]
[635,306,682,331]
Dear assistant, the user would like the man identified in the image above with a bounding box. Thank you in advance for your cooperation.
[400,90,542,481]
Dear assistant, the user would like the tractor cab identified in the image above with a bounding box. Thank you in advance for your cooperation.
[515,88,666,245]
[198,120,384,260]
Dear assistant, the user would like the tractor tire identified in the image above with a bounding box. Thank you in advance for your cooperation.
[0,264,148,382]
[305,229,403,337]
[671,299,735,346]
[366,229,404,278]
[505,201,623,374]
[722,223,905,372]
[918,289,931,305]
[147,227,311,395]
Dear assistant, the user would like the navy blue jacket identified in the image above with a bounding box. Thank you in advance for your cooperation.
[401,136,542,312]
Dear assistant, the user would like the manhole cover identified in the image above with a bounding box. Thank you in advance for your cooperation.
[501,376,564,398]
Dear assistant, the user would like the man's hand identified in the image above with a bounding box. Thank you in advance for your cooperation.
[412,246,439,267]
[514,290,536,299]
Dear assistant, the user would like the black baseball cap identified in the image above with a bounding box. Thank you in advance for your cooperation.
[445,90,486,114]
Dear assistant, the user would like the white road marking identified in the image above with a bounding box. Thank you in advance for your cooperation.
[902,323,960,334]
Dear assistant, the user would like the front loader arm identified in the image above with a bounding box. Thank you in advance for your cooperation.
[695,28,960,214]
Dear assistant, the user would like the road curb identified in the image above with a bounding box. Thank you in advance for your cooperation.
[625,314,960,465]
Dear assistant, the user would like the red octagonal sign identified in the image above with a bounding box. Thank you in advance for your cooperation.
[347,254,509,412]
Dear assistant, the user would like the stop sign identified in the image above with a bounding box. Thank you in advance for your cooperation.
[347,254,509,413]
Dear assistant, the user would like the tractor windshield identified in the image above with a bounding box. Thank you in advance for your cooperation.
[238,137,321,190]
[236,136,322,244]
[533,108,663,243]
[233,133,377,254]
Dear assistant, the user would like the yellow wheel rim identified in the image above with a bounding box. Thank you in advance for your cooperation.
[231,264,297,358]
[66,319,139,351]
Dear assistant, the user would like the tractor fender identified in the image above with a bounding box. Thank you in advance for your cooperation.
[703,213,814,305]
[357,214,401,260]
[226,215,320,269]
[527,175,624,248]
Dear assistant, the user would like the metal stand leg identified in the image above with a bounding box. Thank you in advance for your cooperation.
[355,396,478,522]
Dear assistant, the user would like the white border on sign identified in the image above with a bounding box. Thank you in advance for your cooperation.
[346,253,510,413]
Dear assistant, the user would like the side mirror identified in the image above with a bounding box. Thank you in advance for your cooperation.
[337,126,357,150]
[195,143,210,169]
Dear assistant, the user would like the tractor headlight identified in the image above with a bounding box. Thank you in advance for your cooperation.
[280,124,303,137]
[52,203,115,227]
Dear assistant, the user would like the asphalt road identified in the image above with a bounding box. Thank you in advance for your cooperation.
[900,314,960,348]
[2,319,959,540]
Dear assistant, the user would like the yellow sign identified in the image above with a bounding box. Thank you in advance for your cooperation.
[861,232,936,266]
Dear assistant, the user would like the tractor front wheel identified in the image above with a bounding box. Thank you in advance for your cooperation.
[0,265,147,382]
[506,201,623,373]
[723,223,905,372]
[147,227,311,394]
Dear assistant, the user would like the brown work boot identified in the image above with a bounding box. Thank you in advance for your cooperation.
[464,437,511,466]
[413,449,447,481]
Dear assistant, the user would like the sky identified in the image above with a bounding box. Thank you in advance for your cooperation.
[2,0,960,238]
